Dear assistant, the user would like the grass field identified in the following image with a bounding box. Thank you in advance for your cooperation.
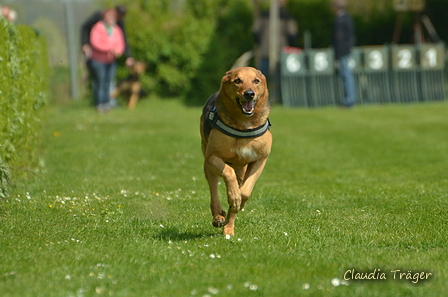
[1,98,447,296]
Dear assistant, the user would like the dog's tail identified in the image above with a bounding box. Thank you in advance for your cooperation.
[231,50,253,70]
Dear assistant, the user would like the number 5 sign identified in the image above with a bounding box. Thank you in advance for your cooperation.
[308,49,333,75]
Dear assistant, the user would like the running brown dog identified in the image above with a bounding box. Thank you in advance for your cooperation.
[200,67,272,236]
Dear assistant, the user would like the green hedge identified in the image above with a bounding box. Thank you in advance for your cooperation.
[117,0,253,105]
[0,19,49,197]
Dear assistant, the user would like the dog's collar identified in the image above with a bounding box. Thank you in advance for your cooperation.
[208,107,271,139]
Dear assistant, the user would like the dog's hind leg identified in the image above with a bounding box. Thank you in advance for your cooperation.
[128,93,139,110]
[110,88,120,100]
[128,82,141,110]
[204,165,227,228]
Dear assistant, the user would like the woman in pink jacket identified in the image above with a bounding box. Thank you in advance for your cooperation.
[89,9,125,112]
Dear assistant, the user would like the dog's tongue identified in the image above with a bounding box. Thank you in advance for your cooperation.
[241,100,255,113]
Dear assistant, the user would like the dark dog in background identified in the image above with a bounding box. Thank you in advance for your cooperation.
[111,61,147,110]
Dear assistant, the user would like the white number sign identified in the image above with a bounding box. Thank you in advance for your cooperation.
[314,52,329,72]
[368,50,384,70]
[286,54,301,73]
[422,48,437,68]
[397,48,413,69]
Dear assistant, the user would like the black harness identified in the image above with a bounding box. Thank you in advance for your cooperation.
[203,93,271,139]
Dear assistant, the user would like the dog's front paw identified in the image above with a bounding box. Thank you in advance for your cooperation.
[212,210,227,228]
[223,226,234,236]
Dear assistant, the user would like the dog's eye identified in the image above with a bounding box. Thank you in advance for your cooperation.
[233,78,242,84]
[253,79,260,84]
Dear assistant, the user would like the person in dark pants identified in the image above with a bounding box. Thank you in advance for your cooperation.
[81,5,134,109]
[89,9,125,113]
[332,0,356,107]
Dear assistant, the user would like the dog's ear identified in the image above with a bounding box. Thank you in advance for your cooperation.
[256,69,267,88]
[222,70,233,83]
[257,69,266,82]
[256,68,269,99]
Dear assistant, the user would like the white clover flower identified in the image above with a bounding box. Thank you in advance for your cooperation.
[331,278,341,287]
[207,287,219,294]
[249,284,258,291]
[302,283,310,290]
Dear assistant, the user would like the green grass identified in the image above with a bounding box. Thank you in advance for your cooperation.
[1,98,447,296]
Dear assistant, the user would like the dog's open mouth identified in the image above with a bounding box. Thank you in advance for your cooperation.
[237,98,256,115]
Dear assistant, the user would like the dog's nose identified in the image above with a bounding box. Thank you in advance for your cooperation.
[244,90,255,100]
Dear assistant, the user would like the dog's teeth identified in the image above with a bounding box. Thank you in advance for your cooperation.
[241,100,255,113]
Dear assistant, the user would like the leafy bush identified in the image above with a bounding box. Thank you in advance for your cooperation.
[0,19,49,195]
[186,0,254,106]
[288,0,334,49]
[119,0,217,97]
[113,0,253,104]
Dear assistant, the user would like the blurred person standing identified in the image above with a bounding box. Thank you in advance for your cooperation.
[332,0,356,107]
[89,9,125,113]
[1,5,17,23]
[81,4,134,67]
